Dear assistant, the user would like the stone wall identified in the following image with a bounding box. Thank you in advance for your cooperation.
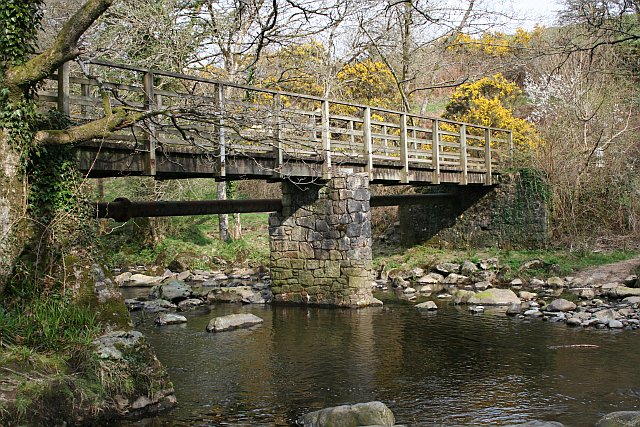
[269,173,379,307]
[399,170,550,249]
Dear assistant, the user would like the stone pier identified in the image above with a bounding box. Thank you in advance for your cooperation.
[269,173,380,307]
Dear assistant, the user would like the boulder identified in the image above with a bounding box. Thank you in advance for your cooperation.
[623,296,640,304]
[417,272,444,284]
[453,289,475,304]
[596,411,640,427]
[435,263,460,275]
[207,286,257,303]
[529,278,545,288]
[178,298,204,311]
[415,301,438,310]
[506,303,522,316]
[206,313,264,332]
[149,280,193,302]
[519,259,544,271]
[442,273,470,285]
[510,278,524,287]
[546,299,576,312]
[299,401,395,427]
[473,281,492,291]
[124,273,163,287]
[468,289,521,306]
[608,286,640,298]
[387,268,411,280]
[608,319,624,329]
[154,313,187,326]
[624,275,638,287]
[518,291,536,301]
[114,271,132,286]
[546,276,566,288]
[93,331,144,360]
[142,299,176,313]
[419,283,445,294]
[461,260,478,276]
[595,309,618,323]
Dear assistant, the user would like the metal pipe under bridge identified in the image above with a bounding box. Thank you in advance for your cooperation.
[96,193,455,222]
[40,60,513,186]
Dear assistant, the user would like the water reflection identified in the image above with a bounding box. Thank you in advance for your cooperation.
[120,301,640,426]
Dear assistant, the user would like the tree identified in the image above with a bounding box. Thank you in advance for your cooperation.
[443,73,540,148]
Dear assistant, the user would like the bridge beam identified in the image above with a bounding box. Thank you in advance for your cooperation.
[269,173,380,307]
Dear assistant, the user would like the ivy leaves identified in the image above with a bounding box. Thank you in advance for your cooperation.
[0,0,44,67]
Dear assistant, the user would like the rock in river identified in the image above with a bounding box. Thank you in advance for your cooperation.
[546,298,576,312]
[154,313,187,326]
[149,280,192,303]
[467,288,520,306]
[415,301,438,310]
[206,313,264,332]
[299,401,395,427]
[596,411,640,427]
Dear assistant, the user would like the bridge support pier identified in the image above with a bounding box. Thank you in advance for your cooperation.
[269,173,380,307]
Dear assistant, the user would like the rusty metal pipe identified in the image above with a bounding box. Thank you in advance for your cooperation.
[96,193,454,221]
[97,198,283,222]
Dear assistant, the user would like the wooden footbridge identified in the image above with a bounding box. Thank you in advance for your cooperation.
[39,60,512,185]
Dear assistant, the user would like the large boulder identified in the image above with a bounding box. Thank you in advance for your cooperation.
[417,272,445,284]
[154,313,187,326]
[596,411,640,427]
[546,298,576,312]
[149,280,193,303]
[299,401,395,427]
[415,301,438,310]
[468,288,521,306]
[206,313,264,332]
[123,273,163,287]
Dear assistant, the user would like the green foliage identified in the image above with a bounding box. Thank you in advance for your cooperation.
[0,296,101,351]
[0,0,43,66]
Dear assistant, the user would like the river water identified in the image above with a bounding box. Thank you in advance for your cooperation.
[122,297,640,426]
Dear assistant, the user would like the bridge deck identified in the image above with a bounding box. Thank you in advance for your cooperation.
[39,60,513,185]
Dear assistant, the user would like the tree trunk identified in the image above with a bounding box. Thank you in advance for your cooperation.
[232,213,242,239]
[217,181,230,242]
[0,132,28,293]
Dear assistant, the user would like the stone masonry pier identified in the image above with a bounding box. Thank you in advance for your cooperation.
[268,173,381,307]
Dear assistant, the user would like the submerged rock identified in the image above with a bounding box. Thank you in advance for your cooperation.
[299,401,395,427]
[415,301,438,311]
[596,411,640,427]
[206,313,264,332]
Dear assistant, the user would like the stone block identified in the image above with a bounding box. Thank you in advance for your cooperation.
[299,270,315,286]
[306,260,320,270]
[315,219,330,232]
[339,189,354,200]
[299,242,315,259]
[347,199,362,213]
[346,223,363,237]
[329,250,343,260]
[353,188,369,201]
[325,261,341,278]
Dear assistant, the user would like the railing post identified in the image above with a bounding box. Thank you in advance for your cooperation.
[484,127,492,185]
[57,62,70,116]
[459,124,468,185]
[142,71,156,176]
[363,107,373,179]
[508,130,514,168]
[400,113,409,183]
[214,83,226,178]
[272,94,283,178]
[321,99,331,179]
[432,119,440,184]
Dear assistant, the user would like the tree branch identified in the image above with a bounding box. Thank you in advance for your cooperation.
[34,107,146,146]
[5,0,113,88]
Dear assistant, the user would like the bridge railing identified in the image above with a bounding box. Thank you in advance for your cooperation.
[38,60,513,184]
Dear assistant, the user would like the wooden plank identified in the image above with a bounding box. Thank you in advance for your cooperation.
[57,63,70,116]
[321,99,331,178]
[432,120,441,184]
[459,124,468,185]
[214,83,226,177]
[142,71,156,176]
[484,127,492,185]
[399,113,409,184]
[364,107,373,179]
[272,93,283,178]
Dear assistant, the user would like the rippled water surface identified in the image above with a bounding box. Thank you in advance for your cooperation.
[121,296,640,426]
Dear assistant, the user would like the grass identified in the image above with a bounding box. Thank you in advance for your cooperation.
[373,244,640,280]
[100,212,271,271]
[0,296,101,351]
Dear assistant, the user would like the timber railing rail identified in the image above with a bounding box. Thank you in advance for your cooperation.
[38,60,513,185]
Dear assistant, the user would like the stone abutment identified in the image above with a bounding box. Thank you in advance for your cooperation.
[269,173,380,307]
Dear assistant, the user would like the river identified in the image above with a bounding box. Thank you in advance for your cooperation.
[120,296,640,426]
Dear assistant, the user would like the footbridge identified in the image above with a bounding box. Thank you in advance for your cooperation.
[39,60,515,307]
